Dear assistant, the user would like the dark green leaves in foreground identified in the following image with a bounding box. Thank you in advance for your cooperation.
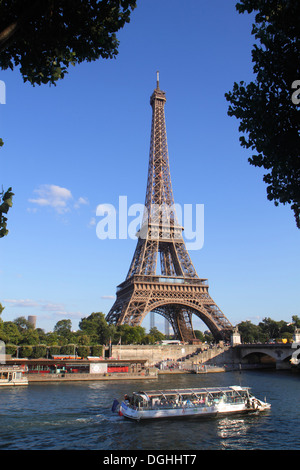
[0,0,137,85]
[0,186,14,238]
[225,1,300,228]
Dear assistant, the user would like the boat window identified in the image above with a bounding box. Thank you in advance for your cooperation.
[131,387,252,410]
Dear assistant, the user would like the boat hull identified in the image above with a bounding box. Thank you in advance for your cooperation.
[0,379,28,386]
[119,401,270,421]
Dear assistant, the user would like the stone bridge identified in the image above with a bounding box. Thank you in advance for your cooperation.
[233,343,300,370]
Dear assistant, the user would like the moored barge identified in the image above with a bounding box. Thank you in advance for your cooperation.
[0,365,28,386]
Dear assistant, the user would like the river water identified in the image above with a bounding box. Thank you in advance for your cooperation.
[0,370,299,451]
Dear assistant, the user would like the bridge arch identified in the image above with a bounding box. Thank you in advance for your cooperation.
[241,351,276,366]
[237,344,294,368]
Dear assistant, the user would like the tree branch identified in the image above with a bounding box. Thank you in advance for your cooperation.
[0,21,19,51]
[0,0,43,52]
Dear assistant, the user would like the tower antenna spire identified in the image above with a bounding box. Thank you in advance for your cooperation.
[156,70,160,89]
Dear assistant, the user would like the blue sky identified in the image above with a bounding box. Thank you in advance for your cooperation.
[1,0,299,333]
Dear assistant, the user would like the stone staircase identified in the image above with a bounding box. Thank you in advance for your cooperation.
[179,345,231,369]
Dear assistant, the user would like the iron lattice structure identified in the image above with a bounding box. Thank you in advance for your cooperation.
[106,75,233,342]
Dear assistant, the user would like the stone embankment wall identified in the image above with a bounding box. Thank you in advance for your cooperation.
[28,372,157,382]
[111,344,234,367]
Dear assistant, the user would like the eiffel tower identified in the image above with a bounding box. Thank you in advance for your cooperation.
[106,73,233,342]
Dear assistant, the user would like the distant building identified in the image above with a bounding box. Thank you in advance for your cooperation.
[231,326,241,346]
[293,328,300,343]
[28,316,37,328]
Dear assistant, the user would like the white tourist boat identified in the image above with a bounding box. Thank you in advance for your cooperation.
[112,386,271,421]
[0,365,28,386]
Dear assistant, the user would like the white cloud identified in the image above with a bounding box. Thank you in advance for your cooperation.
[88,217,96,227]
[29,184,73,214]
[100,295,115,300]
[3,299,39,308]
[41,302,66,314]
[74,196,89,209]
[3,299,83,321]
[29,185,90,215]
[41,302,83,320]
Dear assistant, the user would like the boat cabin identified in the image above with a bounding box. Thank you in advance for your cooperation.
[126,386,251,410]
[0,365,28,386]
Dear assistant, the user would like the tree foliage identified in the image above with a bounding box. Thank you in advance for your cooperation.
[13,315,34,330]
[53,319,72,337]
[1,308,299,353]
[116,324,146,345]
[79,312,116,344]
[149,327,165,343]
[237,316,298,343]
[225,0,300,228]
[0,1,136,237]
[0,186,14,238]
[0,0,137,86]
[0,321,21,344]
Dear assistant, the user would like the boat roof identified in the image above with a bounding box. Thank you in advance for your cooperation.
[133,386,250,399]
[0,365,26,370]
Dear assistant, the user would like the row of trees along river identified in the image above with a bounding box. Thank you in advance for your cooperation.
[1,304,300,359]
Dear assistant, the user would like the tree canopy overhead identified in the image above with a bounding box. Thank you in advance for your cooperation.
[225,0,300,228]
[0,0,136,238]
[0,0,137,85]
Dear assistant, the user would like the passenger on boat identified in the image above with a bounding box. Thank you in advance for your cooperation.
[124,394,132,405]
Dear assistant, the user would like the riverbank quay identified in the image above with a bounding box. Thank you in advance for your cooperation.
[111,343,224,365]
[2,356,228,383]
[27,372,158,382]
[4,341,296,383]
[28,365,227,380]
[158,364,226,374]
[4,358,158,382]
[112,342,298,371]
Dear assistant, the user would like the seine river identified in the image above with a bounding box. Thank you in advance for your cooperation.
[0,370,299,451]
